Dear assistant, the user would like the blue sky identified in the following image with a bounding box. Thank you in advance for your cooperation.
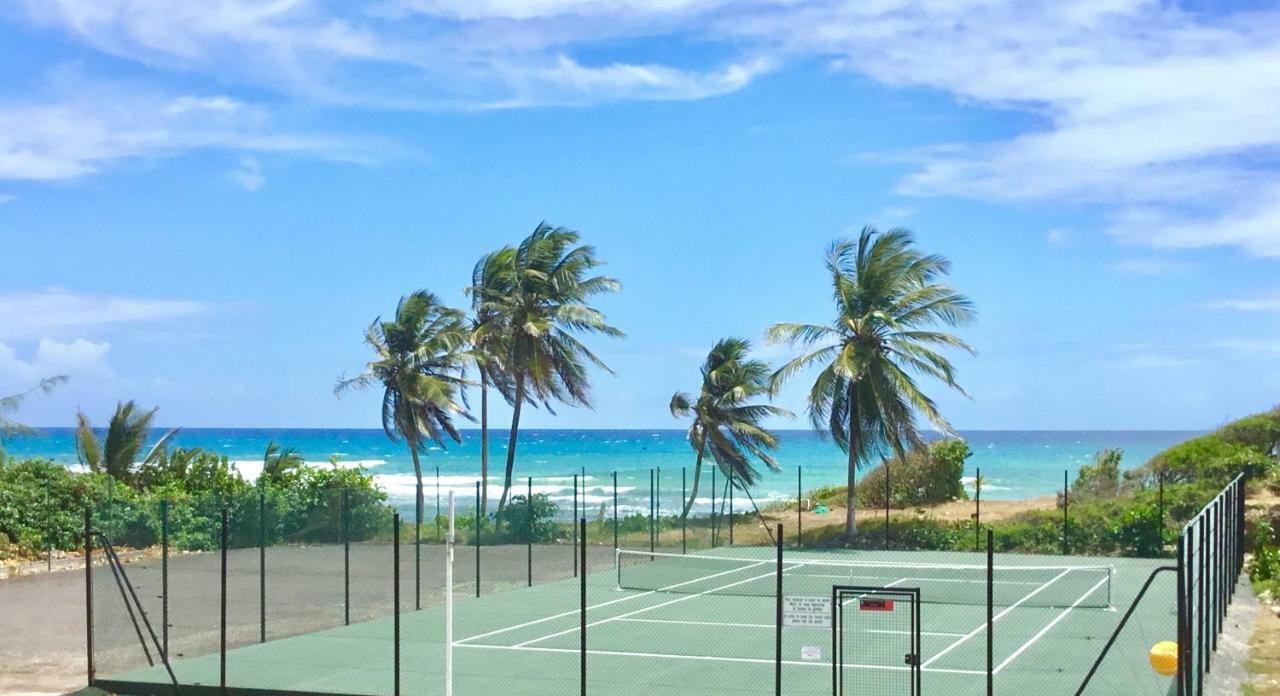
[2,0,1280,431]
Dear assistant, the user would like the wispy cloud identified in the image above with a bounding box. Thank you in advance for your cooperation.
[1045,228,1071,246]
[230,156,264,191]
[1107,258,1191,276]
[0,289,208,341]
[0,338,114,387]
[1215,339,1280,354]
[0,194,15,204]
[1205,294,1280,312]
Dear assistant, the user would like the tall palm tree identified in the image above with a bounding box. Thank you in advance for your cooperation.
[480,222,623,510]
[334,290,472,540]
[261,441,305,485]
[670,338,792,519]
[0,376,68,451]
[767,227,974,538]
[467,247,518,516]
[75,400,180,483]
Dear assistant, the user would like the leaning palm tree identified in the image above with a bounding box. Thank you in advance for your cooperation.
[481,222,623,510]
[767,227,974,538]
[334,290,472,542]
[466,246,519,516]
[0,376,68,451]
[75,400,180,484]
[261,441,305,485]
[670,338,793,520]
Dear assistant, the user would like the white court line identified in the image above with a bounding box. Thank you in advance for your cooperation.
[453,559,769,645]
[616,617,966,638]
[805,573,1044,586]
[514,563,785,648]
[920,568,1073,668]
[457,642,987,676]
[993,575,1112,674]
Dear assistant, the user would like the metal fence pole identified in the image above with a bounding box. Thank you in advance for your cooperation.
[986,528,994,696]
[728,470,734,546]
[797,465,803,547]
[612,471,618,551]
[580,518,587,696]
[527,476,533,588]
[884,460,890,550]
[682,467,688,554]
[1198,517,1206,691]
[343,489,350,626]
[656,467,662,548]
[711,468,717,549]
[1157,472,1165,546]
[1062,469,1069,556]
[1177,534,1187,696]
[436,466,441,543]
[475,481,481,598]
[416,480,422,611]
[393,513,401,696]
[161,499,169,657]
[774,522,784,696]
[259,486,267,643]
[649,469,656,557]
[84,507,94,684]
[975,467,981,552]
[574,474,580,577]
[220,509,228,695]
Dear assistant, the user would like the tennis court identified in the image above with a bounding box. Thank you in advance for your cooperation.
[95,546,1177,696]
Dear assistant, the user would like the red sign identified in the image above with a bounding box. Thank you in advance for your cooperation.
[859,598,895,612]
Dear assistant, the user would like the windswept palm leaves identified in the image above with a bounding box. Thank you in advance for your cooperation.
[261,441,305,484]
[670,338,792,519]
[334,290,472,532]
[467,246,519,515]
[75,400,180,484]
[475,222,623,510]
[767,227,974,537]
[0,375,67,448]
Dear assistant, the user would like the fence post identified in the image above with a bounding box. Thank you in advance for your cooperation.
[728,469,734,546]
[527,476,533,588]
[711,468,717,549]
[884,460,891,550]
[682,467,688,554]
[393,513,401,696]
[343,489,350,626]
[436,466,441,543]
[1157,472,1165,547]
[1176,534,1187,696]
[574,474,580,577]
[612,471,618,551]
[161,499,169,657]
[580,518,587,696]
[797,466,803,547]
[220,509,228,695]
[649,469,656,557]
[986,528,994,696]
[1198,516,1206,690]
[85,507,94,685]
[475,481,481,598]
[975,467,981,552]
[259,486,267,643]
[775,522,784,696]
[1062,469,1069,556]
[415,480,422,612]
[656,467,662,549]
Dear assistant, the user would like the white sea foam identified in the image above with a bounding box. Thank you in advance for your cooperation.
[231,458,387,484]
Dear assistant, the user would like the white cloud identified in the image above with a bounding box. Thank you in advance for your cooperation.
[1205,295,1280,312]
[1045,228,1071,246]
[0,289,207,341]
[1107,258,1190,275]
[0,338,113,387]
[231,156,264,191]
[1215,339,1280,354]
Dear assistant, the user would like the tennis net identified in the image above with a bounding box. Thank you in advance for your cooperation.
[615,549,1112,608]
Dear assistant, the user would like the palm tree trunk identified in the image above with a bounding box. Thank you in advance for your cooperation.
[499,375,525,511]
[480,370,489,516]
[844,381,859,539]
[680,437,709,519]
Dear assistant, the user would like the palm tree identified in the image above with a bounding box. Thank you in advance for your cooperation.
[0,376,68,451]
[75,400,180,483]
[670,338,792,520]
[334,290,472,541]
[261,441,305,485]
[467,247,519,516]
[480,222,623,510]
[767,227,974,538]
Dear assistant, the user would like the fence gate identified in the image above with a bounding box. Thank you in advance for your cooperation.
[832,586,920,696]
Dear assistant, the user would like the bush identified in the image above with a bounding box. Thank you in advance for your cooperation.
[856,439,971,509]
[494,493,562,543]
[1216,407,1280,456]
[1073,448,1122,499]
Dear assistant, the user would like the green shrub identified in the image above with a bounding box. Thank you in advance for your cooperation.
[1215,408,1280,456]
[856,439,971,509]
[1247,520,1280,598]
[494,493,562,543]
[1073,448,1122,499]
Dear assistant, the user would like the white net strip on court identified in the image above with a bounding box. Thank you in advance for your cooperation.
[614,549,1113,609]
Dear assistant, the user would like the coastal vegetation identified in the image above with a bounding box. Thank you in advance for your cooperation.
[0,376,66,450]
[669,337,792,518]
[767,227,975,538]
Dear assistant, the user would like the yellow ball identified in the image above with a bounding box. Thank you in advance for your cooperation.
[1149,641,1178,676]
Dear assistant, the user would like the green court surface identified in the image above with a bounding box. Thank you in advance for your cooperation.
[97,548,1178,696]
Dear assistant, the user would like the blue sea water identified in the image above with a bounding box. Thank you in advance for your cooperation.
[3,429,1196,516]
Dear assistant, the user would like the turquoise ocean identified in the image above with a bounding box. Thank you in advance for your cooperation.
[4,429,1196,517]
